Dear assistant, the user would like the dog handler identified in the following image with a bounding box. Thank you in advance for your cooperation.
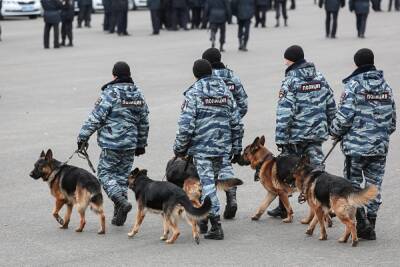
[173,59,243,240]
[77,61,150,226]
[330,48,396,240]
[269,45,337,218]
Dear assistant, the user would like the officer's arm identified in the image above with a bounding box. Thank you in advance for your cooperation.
[173,93,196,155]
[78,90,113,142]
[137,102,150,148]
[390,100,397,134]
[275,79,296,145]
[230,96,243,155]
[232,76,248,118]
[326,86,337,128]
[329,86,356,138]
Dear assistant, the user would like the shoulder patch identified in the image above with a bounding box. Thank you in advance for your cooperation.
[225,81,236,91]
[202,96,228,106]
[365,93,390,102]
[121,99,145,108]
[299,82,321,92]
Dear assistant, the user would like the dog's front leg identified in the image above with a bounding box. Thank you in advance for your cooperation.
[306,215,318,235]
[128,208,145,238]
[251,193,276,221]
[315,207,327,240]
[301,207,314,225]
[279,193,294,223]
[52,198,66,226]
[160,215,169,241]
[60,204,73,229]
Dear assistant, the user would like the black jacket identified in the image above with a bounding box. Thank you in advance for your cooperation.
[172,0,188,8]
[231,0,255,20]
[77,0,92,6]
[61,0,75,21]
[148,0,162,9]
[41,0,62,24]
[188,0,205,8]
[255,0,268,6]
[349,0,370,14]
[319,0,345,11]
[102,0,112,11]
[111,0,128,10]
[204,0,231,24]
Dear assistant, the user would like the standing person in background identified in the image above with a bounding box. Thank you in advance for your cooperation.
[254,0,268,28]
[171,0,189,30]
[204,0,231,51]
[148,0,162,34]
[319,0,345,39]
[275,0,288,27]
[232,0,255,52]
[0,0,2,41]
[349,0,370,38]
[190,0,204,29]
[77,0,92,28]
[290,0,295,9]
[201,0,208,29]
[41,0,62,49]
[371,0,382,11]
[118,0,129,36]
[388,0,400,11]
[103,0,112,32]
[61,0,74,46]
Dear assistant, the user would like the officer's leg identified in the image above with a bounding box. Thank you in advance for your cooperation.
[219,23,226,51]
[242,19,250,51]
[151,10,158,34]
[122,9,128,34]
[218,156,238,219]
[61,21,66,45]
[103,11,110,31]
[109,11,116,33]
[261,6,266,27]
[44,23,51,49]
[210,23,217,48]
[325,10,330,37]
[331,11,338,38]
[282,0,288,26]
[53,23,60,48]
[238,20,244,50]
[275,1,280,27]
[355,13,361,37]
[361,13,368,37]
[77,6,83,27]
[67,20,73,45]
[85,5,91,27]
[255,5,260,27]
[306,142,324,169]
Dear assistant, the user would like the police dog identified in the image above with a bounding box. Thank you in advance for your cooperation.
[239,136,295,223]
[166,157,244,208]
[127,168,211,244]
[292,158,378,247]
[30,149,106,234]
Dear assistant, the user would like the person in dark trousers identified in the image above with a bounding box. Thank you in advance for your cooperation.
[275,0,287,27]
[110,0,129,35]
[103,0,112,31]
[232,0,255,52]
[388,0,399,11]
[171,0,189,30]
[61,0,74,46]
[41,0,62,49]
[189,0,204,29]
[319,0,345,38]
[371,0,382,11]
[254,0,268,28]
[77,0,92,28]
[161,0,173,30]
[148,0,162,34]
[201,0,208,29]
[204,0,231,51]
[290,0,295,9]
[349,0,370,38]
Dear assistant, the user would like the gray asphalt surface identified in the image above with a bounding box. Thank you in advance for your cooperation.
[0,3,400,266]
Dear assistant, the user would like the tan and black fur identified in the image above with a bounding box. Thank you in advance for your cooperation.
[30,149,105,234]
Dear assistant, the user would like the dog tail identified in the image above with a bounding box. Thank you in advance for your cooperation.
[89,193,104,214]
[179,196,211,220]
[348,185,378,207]
[216,178,243,191]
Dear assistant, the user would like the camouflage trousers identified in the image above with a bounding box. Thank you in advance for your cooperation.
[344,155,386,218]
[98,149,135,200]
[281,142,324,168]
[193,156,235,216]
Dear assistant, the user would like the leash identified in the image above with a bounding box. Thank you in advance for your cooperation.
[321,139,340,165]
[60,146,96,174]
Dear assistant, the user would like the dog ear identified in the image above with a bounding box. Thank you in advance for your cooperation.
[251,137,260,147]
[260,136,265,146]
[40,150,45,158]
[45,149,53,161]
[131,168,140,176]
[140,169,148,176]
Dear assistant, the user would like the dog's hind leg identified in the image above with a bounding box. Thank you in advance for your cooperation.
[306,214,318,235]
[160,215,169,241]
[97,209,106,235]
[301,208,314,225]
[315,207,327,240]
[279,193,294,223]
[186,216,200,245]
[53,199,66,226]
[75,209,86,232]
[60,204,73,229]
[128,208,145,238]
[251,193,276,221]
[165,214,180,244]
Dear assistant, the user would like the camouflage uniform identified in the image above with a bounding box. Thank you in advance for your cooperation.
[330,66,396,218]
[173,76,243,216]
[78,79,149,199]
[275,60,337,167]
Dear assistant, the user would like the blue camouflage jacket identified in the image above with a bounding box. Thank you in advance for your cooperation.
[330,66,396,156]
[212,65,248,119]
[78,78,150,150]
[275,60,337,145]
[174,76,243,157]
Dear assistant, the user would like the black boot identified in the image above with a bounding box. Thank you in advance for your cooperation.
[267,200,287,218]
[198,218,208,234]
[223,187,237,219]
[356,208,374,240]
[367,215,377,240]
[219,43,225,52]
[112,195,132,226]
[284,19,288,27]
[275,20,280,27]
[204,215,224,240]
[111,203,120,225]
[238,40,244,51]
[242,41,248,52]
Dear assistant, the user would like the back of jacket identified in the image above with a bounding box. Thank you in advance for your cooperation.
[330,69,396,156]
[321,0,342,11]
[172,0,187,8]
[350,0,370,13]
[256,0,268,6]
[275,61,337,145]
[41,0,62,24]
[174,76,243,157]
[232,0,255,20]
[148,0,161,9]
[205,0,231,24]
[61,0,75,21]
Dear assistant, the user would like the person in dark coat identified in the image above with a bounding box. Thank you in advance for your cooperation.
[232,0,255,51]
[148,0,162,34]
[388,0,400,11]
[110,0,129,35]
[275,0,287,27]
[102,0,112,31]
[349,0,370,38]
[41,0,62,49]
[254,0,268,28]
[171,0,189,30]
[77,0,92,28]
[204,0,231,51]
[189,0,204,29]
[61,0,74,46]
[319,0,345,38]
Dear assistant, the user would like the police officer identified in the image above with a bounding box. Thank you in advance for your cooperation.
[330,48,396,240]
[254,0,268,28]
[77,62,149,226]
[319,0,345,38]
[202,48,248,220]
[388,0,400,11]
[349,0,370,38]
[41,0,62,49]
[148,0,162,35]
[173,59,243,240]
[275,0,288,27]
[77,0,92,28]
[110,0,129,35]
[102,0,112,31]
[61,0,74,46]
[171,0,189,30]
[189,0,204,29]
[204,0,231,51]
[231,0,255,52]
[268,45,337,218]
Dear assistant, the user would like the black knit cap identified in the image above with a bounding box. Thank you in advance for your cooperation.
[284,45,304,62]
[202,48,222,64]
[354,48,374,67]
[112,61,131,78]
[193,59,212,79]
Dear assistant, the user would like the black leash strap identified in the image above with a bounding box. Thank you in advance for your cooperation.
[321,139,339,165]
[77,147,96,174]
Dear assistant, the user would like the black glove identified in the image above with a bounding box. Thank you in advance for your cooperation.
[174,150,186,158]
[135,147,145,157]
[230,154,242,164]
[77,139,88,151]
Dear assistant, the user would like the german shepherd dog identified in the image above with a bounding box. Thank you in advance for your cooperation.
[127,168,211,244]
[30,149,106,234]
[165,157,244,207]
[239,136,295,223]
[292,158,378,247]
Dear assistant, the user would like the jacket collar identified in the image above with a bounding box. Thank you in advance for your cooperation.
[211,62,226,69]
[342,64,376,84]
[285,59,307,75]
[101,77,134,91]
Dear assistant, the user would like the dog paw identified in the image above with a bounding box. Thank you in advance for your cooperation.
[305,229,314,236]
[319,235,327,241]
[160,235,168,241]
[194,236,200,245]
[338,238,348,243]
[282,217,293,223]
[75,228,83,233]
[59,224,68,229]
[251,215,260,221]
[97,229,105,235]
[352,240,359,247]
[165,239,175,244]
[300,218,311,224]
[128,232,136,238]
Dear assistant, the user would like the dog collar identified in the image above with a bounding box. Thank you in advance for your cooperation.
[255,153,275,171]
[46,167,62,185]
